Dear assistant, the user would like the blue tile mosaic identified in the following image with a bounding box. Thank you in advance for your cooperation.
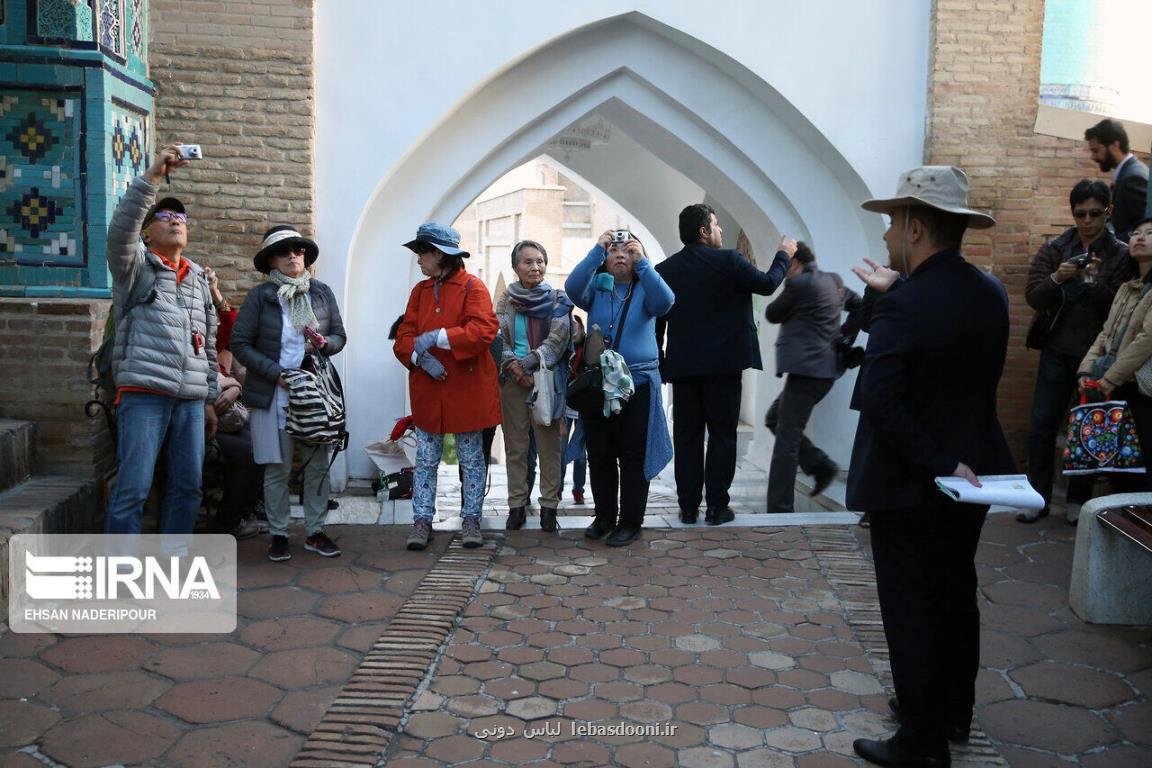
[109,101,148,199]
[98,0,124,59]
[0,89,82,266]
[35,0,94,43]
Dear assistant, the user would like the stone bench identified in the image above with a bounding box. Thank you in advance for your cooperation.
[1070,492,1152,625]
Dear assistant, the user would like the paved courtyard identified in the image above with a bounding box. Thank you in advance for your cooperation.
[1,507,1150,767]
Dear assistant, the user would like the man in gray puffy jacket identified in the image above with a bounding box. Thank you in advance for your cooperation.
[104,143,218,535]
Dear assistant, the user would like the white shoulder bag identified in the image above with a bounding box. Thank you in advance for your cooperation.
[529,349,554,426]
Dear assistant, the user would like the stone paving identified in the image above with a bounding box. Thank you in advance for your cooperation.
[0,526,449,768]
[1,509,1150,767]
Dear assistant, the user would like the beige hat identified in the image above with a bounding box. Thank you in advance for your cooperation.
[861,166,995,230]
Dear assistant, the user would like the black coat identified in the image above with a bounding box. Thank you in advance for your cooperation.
[1024,226,1132,353]
[846,250,1015,511]
[231,279,347,409]
[1112,156,1149,244]
[655,244,788,380]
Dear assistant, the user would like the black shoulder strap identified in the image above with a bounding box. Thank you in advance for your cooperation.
[611,286,636,351]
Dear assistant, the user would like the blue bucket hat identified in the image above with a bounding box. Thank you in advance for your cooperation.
[403,222,470,258]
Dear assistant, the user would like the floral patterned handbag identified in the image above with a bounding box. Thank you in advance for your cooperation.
[1062,387,1146,475]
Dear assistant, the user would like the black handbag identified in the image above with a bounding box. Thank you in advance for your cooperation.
[565,284,633,414]
[566,365,604,414]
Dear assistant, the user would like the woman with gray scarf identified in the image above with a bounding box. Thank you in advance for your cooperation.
[232,226,347,562]
[496,240,574,532]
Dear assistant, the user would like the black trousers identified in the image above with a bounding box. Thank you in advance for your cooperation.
[765,373,835,513]
[671,374,742,511]
[869,498,986,751]
[583,384,651,528]
[213,431,264,530]
[1026,348,1094,506]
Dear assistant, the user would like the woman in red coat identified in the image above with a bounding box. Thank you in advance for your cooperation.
[394,223,500,551]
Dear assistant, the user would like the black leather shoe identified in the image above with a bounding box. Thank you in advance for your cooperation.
[679,508,698,524]
[540,507,559,532]
[853,736,950,767]
[506,506,527,531]
[888,698,970,744]
[704,506,735,526]
[605,525,642,547]
[584,518,613,540]
[810,462,839,497]
[1015,506,1049,524]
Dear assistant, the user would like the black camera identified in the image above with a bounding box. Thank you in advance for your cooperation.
[1067,252,1091,269]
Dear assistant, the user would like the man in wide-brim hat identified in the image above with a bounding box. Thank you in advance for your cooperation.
[845,167,1016,768]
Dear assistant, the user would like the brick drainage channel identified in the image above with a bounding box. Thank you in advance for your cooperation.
[295,526,1007,767]
[292,538,500,767]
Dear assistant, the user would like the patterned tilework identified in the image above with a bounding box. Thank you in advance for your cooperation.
[35,0,94,42]
[130,0,143,57]
[98,0,125,58]
[0,90,82,264]
[109,103,148,201]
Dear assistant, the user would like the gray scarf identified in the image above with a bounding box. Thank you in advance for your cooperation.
[268,269,319,332]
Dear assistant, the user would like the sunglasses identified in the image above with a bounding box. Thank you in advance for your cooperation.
[274,245,308,257]
[1072,208,1107,220]
[152,210,187,224]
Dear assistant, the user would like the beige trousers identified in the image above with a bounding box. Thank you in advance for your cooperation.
[500,379,564,508]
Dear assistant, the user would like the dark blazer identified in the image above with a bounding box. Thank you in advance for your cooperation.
[656,244,788,380]
[231,279,347,409]
[765,265,860,379]
[1112,156,1149,244]
[846,250,1015,511]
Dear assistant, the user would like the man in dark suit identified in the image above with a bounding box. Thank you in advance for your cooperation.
[656,204,789,525]
[1086,118,1148,243]
[764,240,860,513]
[847,167,1015,768]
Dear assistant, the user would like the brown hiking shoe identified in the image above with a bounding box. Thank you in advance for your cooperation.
[461,516,483,548]
[407,519,433,551]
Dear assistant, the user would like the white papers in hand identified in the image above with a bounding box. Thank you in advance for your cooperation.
[934,474,1045,510]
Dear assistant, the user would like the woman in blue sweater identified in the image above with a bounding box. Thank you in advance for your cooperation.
[565,231,675,546]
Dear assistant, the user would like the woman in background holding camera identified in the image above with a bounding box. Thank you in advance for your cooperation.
[232,226,347,562]
[496,240,573,533]
[564,230,675,547]
[1077,218,1152,507]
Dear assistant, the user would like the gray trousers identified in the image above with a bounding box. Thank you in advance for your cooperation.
[264,429,330,537]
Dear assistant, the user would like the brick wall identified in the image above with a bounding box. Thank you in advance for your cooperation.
[927,0,1148,463]
[0,300,113,479]
[148,0,315,306]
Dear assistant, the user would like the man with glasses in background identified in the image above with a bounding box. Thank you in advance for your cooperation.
[103,143,218,535]
[1020,179,1133,524]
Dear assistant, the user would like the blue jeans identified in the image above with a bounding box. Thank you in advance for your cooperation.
[1026,348,1093,507]
[561,420,586,493]
[105,393,205,534]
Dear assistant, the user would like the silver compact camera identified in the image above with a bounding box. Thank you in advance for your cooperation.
[611,229,630,244]
[177,144,203,160]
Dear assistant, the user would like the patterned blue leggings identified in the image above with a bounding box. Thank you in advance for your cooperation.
[414,428,485,522]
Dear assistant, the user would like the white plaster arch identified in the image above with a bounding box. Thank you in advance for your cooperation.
[339,13,891,479]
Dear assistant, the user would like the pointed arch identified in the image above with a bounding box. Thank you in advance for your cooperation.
[339,13,883,478]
